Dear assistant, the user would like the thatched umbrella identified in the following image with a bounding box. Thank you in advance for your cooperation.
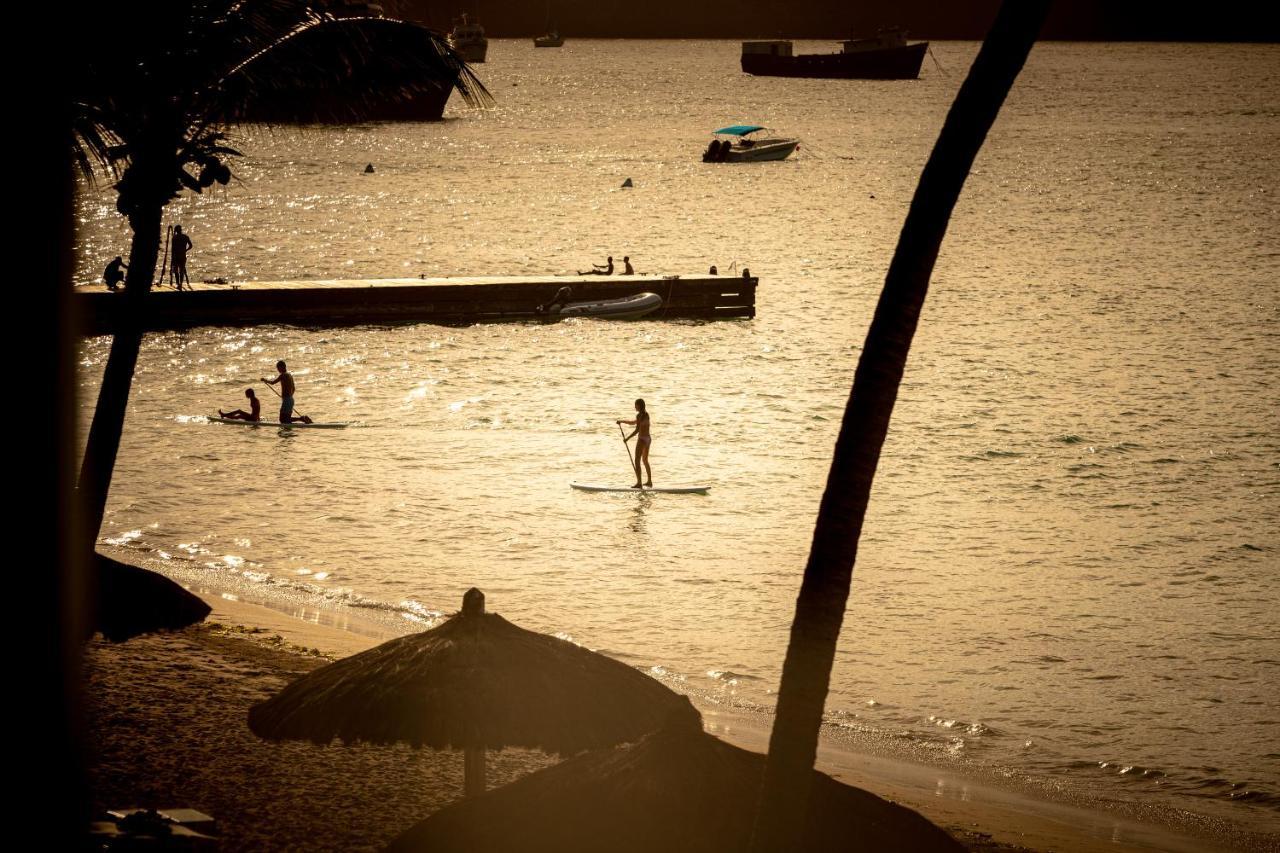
[385,697,964,852]
[248,588,687,796]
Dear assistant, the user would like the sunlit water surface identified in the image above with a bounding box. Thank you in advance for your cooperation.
[75,41,1279,840]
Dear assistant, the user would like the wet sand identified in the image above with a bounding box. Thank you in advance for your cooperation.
[82,588,1258,852]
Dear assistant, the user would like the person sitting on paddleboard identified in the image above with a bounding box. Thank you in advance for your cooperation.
[219,388,261,422]
[261,360,313,424]
[618,398,652,488]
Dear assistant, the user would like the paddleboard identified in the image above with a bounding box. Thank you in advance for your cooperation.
[209,416,349,429]
[570,482,709,494]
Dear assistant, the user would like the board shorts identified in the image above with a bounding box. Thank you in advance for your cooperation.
[280,396,295,420]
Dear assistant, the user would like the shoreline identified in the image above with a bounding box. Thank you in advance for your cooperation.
[93,550,1271,853]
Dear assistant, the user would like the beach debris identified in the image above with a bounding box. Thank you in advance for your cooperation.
[621,177,633,187]
[364,163,375,173]
[248,588,687,798]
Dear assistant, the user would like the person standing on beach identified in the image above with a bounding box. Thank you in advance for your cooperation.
[260,361,313,424]
[219,388,261,422]
[170,225,193,290]
[617,398,652,488]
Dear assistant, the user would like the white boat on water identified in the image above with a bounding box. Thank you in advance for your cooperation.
[448,13,487,63]
[536,288,663,320]
[702,125,800,163]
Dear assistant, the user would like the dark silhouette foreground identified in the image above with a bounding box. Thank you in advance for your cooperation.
[91,554,211,643]
[387,697,963,853]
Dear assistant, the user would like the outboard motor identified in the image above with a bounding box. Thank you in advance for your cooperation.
[702,139,720,162]
[716,139,731,162]
[537,285,574,314]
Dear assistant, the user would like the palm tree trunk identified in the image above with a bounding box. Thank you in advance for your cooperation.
[748,3,1051,849]
[77,201,162,550]
[463,746,487,797]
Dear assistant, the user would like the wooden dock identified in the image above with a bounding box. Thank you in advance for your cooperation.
[73,274,757,335]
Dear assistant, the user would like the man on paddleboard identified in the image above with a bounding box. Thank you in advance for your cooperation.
[261,361,313,424]
[219,388,261,422]
[618,398,652,488]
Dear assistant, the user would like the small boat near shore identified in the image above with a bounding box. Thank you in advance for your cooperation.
[538,289,663,320]
[702,126,799,163]
[448,13,488,63]
[741,28,928,80]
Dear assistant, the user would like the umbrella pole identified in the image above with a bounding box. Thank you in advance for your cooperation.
[464,746,486,797]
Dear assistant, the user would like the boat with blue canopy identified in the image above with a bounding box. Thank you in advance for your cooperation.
[702,125,799,163]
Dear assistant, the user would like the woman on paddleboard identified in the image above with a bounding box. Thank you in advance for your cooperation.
[618,398,652,488]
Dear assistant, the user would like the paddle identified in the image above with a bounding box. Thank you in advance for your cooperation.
[159,224,172,287]
[262,381,313,424]
[617,421,641,486]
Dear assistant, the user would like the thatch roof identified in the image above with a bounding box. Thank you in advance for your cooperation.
[248,590,686,754]
[386,698,964,852]
[92,554,212,643]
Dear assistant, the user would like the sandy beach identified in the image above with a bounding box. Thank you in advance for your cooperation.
[82,576,1271,852]
[84,616,556,852]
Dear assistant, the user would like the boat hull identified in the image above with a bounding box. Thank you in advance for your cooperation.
[451,43,487,63]
[236,80,453,123]
[554,292,662,320]
[741,42,927,80]
[703,138,799,163]
[723,140,798,162]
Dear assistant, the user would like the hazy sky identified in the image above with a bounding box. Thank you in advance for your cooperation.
[394,0,1278,41]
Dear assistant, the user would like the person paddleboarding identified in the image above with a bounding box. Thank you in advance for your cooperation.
[617,398,652,488]
[260,360,313,424]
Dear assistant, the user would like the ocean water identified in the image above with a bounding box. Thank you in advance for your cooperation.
[74,40,1279,843]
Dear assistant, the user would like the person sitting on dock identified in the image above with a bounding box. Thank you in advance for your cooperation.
[578,255,613,275]
[219,388,261,422]
[623,256,635,275]
[260,361,313,424]
[103,255,127,291]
